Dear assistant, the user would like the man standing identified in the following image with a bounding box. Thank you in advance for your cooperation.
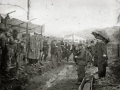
[42,40,49,61]
[50,40,57,68]
[65,42,71,62]
[56,41,62,66]
[89,40,95,57]
[95,39,108,78]
[75,44,86,85]
[0,27,12,76]
[71,44,77,64]
[92,30,109,78]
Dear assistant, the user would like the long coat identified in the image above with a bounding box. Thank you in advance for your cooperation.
[50,43,57,55]
[76,49,87,66]
[95,40,108,65]
[0,33,15,71]
[28,35,40,60]
[56,42,62,63]
[95,40,108,77]
[86,50,92,63]
[76,48,87,82]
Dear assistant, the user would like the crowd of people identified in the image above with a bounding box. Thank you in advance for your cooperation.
[40,34,109,85]
[74,30,109,85]
[0,20,74,79]
[0,22,26,78]
[0,16,109,86]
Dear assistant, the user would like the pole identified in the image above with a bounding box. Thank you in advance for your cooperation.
[26,0,30,63]
[118,44,119,57]
[39,25,43,64]
[72,33,74,45]
[41,25,43,56]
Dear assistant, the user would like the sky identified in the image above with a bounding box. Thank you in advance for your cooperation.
[0,0,120,37]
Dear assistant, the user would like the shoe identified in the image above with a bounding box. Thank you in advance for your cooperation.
[76,82,81,85]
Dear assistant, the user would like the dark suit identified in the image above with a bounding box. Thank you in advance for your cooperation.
[95,40,108,78]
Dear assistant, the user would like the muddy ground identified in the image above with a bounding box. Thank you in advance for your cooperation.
[24,56,120,90]
[1,54,120,90]
[25,54,79,90]
[93,58,120,90]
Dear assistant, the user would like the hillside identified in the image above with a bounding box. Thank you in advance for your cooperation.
[76,26,120,43]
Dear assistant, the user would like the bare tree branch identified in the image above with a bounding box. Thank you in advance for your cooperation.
[0,3,27,12]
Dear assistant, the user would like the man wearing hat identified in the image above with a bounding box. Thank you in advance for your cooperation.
[0,23,11,76]
[75,43,87,85]
[0,23,5,68]
[92,30,109,79]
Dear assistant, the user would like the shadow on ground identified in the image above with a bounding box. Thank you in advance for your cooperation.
[110,58,120,84]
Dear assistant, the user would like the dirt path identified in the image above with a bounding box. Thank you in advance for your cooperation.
[25,54,79,90]
[46,63,79,90]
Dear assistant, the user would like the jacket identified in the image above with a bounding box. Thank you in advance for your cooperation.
[76,48,86,66]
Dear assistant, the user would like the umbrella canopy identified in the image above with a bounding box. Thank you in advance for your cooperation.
[92,30,109,42]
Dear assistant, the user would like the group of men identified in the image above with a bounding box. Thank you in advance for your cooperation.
[0,19,109,85]
[73,33,109,85]
[0,23,25,78]
[41,39,72,68]
[41,35,109,86]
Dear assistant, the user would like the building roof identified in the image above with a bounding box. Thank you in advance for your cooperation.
[0,14,42,34]
[8,18,42,34]
[64,34,86,40]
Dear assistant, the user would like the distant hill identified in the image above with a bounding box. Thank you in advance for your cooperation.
[75,28,96,40]
[76,26,120,43]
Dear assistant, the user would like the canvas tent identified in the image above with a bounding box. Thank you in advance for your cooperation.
[8,18,42,34]
[0,14,42,34]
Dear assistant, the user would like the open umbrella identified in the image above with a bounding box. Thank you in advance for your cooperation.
[92,30,110,42]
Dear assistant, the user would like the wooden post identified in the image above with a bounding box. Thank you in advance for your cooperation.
[118,44,120,58]
[40,26,43,62]
[72,34,74,45]
[26,0,30,63]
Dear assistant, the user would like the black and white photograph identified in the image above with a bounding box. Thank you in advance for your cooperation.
[0,0,120,90]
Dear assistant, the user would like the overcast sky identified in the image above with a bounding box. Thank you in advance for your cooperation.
[0,0,120,37]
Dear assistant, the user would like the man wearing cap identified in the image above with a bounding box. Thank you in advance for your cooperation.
[95,38,108,78]
[75,44,87,85]
[92,30,109,79]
